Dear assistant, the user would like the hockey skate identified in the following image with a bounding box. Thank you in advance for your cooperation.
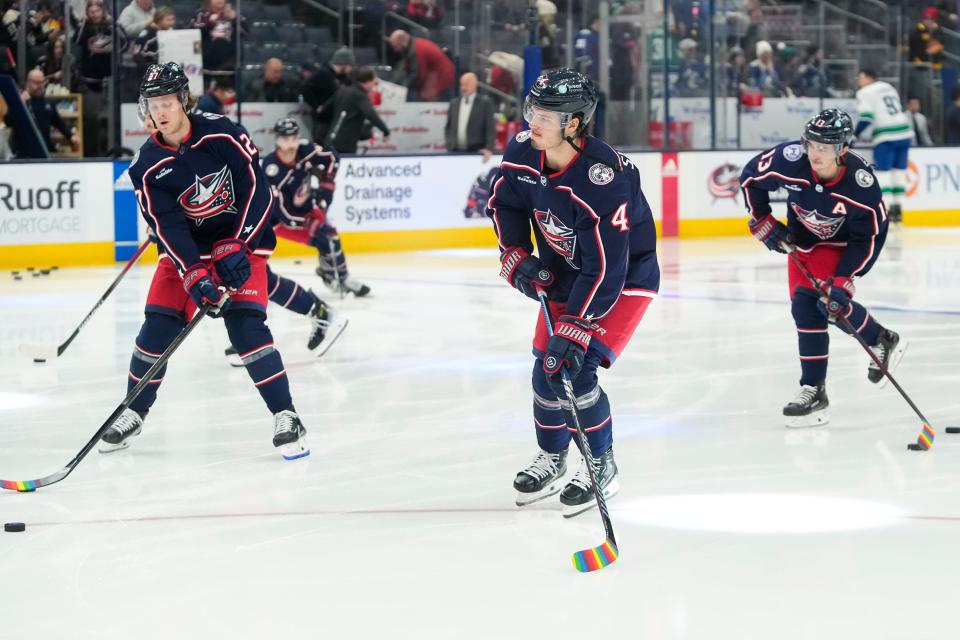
[224,344,243,367]
[308,296,349,356]
[783,384,829,428]
[99,408,145,453]
[560,448,619,518]
[514,448,568,506]
[888,203,903,224]
[273,409,310,460]
[868,329,907,387]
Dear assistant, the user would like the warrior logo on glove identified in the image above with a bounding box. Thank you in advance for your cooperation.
[178,165,238,222]
[535,209,577,266]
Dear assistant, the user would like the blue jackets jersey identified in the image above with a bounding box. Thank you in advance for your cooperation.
[261,141,339,229]
[128,112,275,273]
[487,133,660,320]
[739,140,888,278]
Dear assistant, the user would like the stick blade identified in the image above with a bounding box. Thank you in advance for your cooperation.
[908,422,936,451]
[0,468,69,492]
[572,539,619,573]
[18,343,59,361]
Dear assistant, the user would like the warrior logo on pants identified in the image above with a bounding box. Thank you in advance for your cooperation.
[535,208,577,267]
[178,165,237,222]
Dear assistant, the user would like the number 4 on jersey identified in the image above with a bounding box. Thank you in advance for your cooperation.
[611,203,629,232]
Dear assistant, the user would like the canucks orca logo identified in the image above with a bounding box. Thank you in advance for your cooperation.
[178,165,238,223]
[535,208,577,267]
[791,202,845,239]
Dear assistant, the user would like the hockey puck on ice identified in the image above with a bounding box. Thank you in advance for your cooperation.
[13,275,22,281]
[945,427,960,434]
[33,358,46,364]
[31,272,40,278]
[907,444,925,451]
[40,269,50,275]
[4,523,25,532]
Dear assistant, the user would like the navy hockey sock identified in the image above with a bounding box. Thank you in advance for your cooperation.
[833,300,882,345]
[266,267,315,316]
[224,310,292,414]
[792,288,829,386]
[536,354,614,455]
[532,361,572,453]
[127,312,185,413]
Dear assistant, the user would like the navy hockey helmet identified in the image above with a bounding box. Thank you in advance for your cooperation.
[803,108,853,147]
[139,62,190,120]
[274,117,300,137]
[523,67,598,134]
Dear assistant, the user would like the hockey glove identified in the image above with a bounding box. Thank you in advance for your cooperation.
[748,214,794,254]
[183,264,230,317]
[211,238,251,290]
[305,208,331,249]
[817,276,855,319]
[500,246,555,301]
[543,315,593,383]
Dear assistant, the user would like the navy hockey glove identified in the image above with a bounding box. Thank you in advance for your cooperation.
[748,214,794,254]
[211,239,251,290]
[543,315,593,383]
[499,246,555,301]
[183,264,230,317]
[816,276,855,319]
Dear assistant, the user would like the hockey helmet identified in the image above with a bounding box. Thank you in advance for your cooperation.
[523,67,598,133]
[139,62,190,120]
[803,109,853,147]
[274,117,300,137]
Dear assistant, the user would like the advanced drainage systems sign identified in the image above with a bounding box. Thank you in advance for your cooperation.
[0,162,114,245]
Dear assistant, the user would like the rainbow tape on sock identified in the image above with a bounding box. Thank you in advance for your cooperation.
[572,539,618,572]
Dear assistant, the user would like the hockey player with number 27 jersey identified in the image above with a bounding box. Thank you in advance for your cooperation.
[739,108,907,428]
[487,68,659,518]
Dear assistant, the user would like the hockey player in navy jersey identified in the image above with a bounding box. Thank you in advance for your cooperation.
[487,68,660,517]
[100,62,310,460]
[740,108,907,427]
[265,117,370,297]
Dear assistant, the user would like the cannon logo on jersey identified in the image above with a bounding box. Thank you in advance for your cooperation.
[535,208,577,267]
[791,202,844,239]
[178,165,238,222]
[707,163,741,201]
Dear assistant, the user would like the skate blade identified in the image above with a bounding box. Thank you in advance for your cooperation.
[98,440,131,454]
[514,480,564,507]
[785,410,829,428]
[561,480,620,519]
[278,439,310,461]
[314,317,349,357]
[876,339,908,389]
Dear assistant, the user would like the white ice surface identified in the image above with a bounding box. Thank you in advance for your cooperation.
[2,230,960,639]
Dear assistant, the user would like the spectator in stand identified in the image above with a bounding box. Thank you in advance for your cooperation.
[388,29,454,101]
[37,34,66,87]
[444,72,495,162]
[196,78,235,115]
[945,86,960,144]
[75,0,121,156]
[302,47,355,143]
[16,68,77,154]
[405,0,443,29]
[192,0,245,83]
[248,57,298,102]
[536,0,560,70]
[488,50,522,97]
[748,40,789,97]
[118,0,154,38]
[909,7,943,65]
[673,38,707,97]
[793,45,826,98]
[320,65,390,154]
[131,7,175,78]
[574,15,600,82]
[906,96,934,146]
[0,1,15,76]
[724,46,748,96]
[0,93,11,160]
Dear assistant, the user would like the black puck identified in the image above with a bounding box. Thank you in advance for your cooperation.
[907,443,925,451]
[945,427,960,434]
[13,275,21,281]
[31,272,40,278]
[33,358,45,364]
[25,267,34,271]
[51,266,59,270]
[40,269,50,275]
[4,522,25,532]
[294,260,302,265]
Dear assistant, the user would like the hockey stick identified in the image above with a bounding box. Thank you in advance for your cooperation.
[19,239,151,362]
[787,251,936,451]
[536,290,619,572]
[328,236,345,300]
[1,300,214,492]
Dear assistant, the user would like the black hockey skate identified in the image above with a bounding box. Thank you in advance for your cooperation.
[224,344,243,367]
[273,409,310,460]
[868,329,907,387]
[560,448,619,518]
[783,384,829,428]
[308,295,349,356]
[888,203,903,224]
[98,408,146,453]
[514,449,568,506]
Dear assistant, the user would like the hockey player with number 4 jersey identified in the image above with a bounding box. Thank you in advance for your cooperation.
[739,108,908,428]
[101,62,311,461]
[487,68,659,517]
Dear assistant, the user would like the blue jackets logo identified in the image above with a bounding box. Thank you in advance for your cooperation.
[178,165,238,222]
[535,208,577,266]
[791,202,844,239]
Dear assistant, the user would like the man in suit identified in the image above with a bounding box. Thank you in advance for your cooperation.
[445,72,496,162]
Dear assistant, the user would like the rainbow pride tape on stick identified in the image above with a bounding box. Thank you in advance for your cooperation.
[572,539,619,573]
[1,480,37,492]
[918,422,935,449]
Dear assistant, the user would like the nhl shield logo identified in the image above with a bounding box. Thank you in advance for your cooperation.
[535,208,577,267]
[589,163,614,186]
[791,202,844,239]
[178,165,238,223]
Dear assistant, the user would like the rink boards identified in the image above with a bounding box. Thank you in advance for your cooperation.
[2,147,960,268]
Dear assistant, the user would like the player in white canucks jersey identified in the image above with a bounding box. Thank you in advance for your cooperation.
[855,69,912,223]
[487,68,659,517]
